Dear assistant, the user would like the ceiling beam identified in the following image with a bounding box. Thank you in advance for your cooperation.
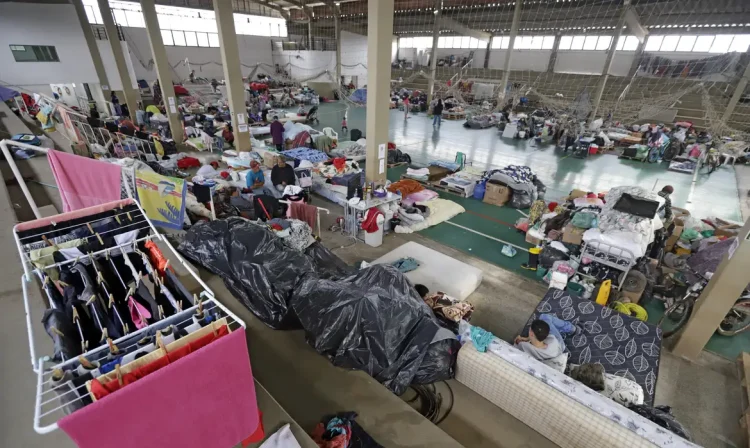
[438,16,491,41]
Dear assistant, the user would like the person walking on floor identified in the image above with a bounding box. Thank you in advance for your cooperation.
[341,115,348,134]
[403,96,410,119]
[270,116,284,151]
[432,99,443,128]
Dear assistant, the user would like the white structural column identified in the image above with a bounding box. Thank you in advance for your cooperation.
[590,7,628,120]
[96,0,140,117]
[213,0,251,151]
[672,218,750,360]
[141,0,184,144]
[499,0,523,100]
[427,0,442,105]
[72,0,111,114]
[721,54,750,122]
[364,0,395,184]
[334,4,341,83]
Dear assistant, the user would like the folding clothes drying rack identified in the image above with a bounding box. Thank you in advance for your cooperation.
[279,199,330,238]
[2,140,248,436]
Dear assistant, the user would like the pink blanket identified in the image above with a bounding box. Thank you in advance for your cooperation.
[47,150,122,212]
[402,189,439,207]
[59,328,259,448]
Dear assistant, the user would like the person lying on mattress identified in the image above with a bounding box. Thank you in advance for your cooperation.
[514,315,575,362]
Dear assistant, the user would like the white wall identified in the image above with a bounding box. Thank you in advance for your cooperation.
[96,40,139,91]
[120,26,274,83]
[340,31,368,87]
[0,3,100,90]
[272,50,336,82]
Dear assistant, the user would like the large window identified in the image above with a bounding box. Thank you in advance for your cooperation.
[644,34,750,53]
[81,0,287,40]
[491,35,554,50]
[10,45,59,62]
[558,35,614,51]
[400,36,490,49]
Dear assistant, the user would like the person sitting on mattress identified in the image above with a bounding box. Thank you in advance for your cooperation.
[514,314,574,361]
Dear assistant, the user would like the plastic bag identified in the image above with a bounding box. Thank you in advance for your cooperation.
[680,228,700,242]
[509,189,533,209]
[290,265,454,395]
[473,180,486,200]
[178,218,315,329]
[627,405,692,441]
[540,245,570,269]
[571,212,599,229]
[533,178,547,200]
[501,245,517,257]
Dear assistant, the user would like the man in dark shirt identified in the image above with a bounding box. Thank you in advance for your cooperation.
[271,157,296,193]
[270,116,284,151]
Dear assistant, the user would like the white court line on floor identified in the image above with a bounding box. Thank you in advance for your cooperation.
[444,220,530,253]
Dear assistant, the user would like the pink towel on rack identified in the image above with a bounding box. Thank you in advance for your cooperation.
[287,201,317,230]
[58,328,259,448]
[47,150,122,212]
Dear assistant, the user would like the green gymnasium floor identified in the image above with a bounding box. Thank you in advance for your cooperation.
[307,101,746,359]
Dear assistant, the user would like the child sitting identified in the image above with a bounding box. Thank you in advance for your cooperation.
[513,314,574,362]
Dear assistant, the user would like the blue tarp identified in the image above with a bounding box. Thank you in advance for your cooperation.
[349,88,367,104]
[0,85,20,102]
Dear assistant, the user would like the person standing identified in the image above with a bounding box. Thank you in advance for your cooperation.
[341,115,348,134]
[432,99,443,128]
[270,116,284,151]
[403,96,410,120]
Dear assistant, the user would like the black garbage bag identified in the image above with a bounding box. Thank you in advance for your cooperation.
[411,328,460,385]
[304,241,355,279]
[509,189,534,209]
[178,218,314,329]
[627,405,692,441]
[533,177,547,200]
[539,245,570,269]
[387,148,411,165]
[291,265,454,394]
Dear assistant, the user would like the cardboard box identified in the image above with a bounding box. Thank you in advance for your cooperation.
[526,229,544,246]
[672,207,690,220]
[483,181,511,206]
[665,218,685,252]
[562,224,585,245]
[262,150,277,168]
[714,224,741,238]
[567,189,587,200]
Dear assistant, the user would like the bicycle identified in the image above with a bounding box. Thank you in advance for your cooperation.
[657,270,750,338]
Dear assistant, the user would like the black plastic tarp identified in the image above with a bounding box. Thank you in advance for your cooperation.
[178,219,456,393]
[291,264,454,394]
[178,218,313,329]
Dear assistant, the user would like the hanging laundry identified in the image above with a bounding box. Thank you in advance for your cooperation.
[135,171,186,230]
[288,201,316,229]
[59,329,260,448]
[360,208,384,233]
[47,151,122,212]
[128,296,152,330]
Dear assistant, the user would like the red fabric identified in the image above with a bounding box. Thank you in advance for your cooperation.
[177,157,201,169]
[332,157,346,171]
[360,208,383,233]
[548,202,558,212]
[241,412,265,446]
[144,240,174,277]
[292,131,312,149]
[289,201,317,229]
[387,142,396,150]
[220,172,230,179]
[173,85,190,96]
[59,328,259,448]
[90,325,230,400]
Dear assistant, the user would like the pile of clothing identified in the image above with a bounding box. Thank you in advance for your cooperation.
[483,165,545,208]
[405,167,430,181]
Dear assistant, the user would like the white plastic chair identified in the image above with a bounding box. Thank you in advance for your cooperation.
[322,127,339,141]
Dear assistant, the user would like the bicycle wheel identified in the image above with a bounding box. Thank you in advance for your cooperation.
[658,298,695,338]
[717,300,750,336]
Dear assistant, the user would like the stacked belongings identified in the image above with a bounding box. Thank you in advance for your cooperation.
[178,218,458,394]
[463,114,496,129]
[481,165,546,209]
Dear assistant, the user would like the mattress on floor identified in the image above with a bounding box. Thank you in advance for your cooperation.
[522,289,662,405]
[371,241,482,301]
[312,180,348,206]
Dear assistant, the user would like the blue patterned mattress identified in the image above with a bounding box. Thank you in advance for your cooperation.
[523,289,662,405]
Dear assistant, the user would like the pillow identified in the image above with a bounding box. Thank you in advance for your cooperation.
[542,352,569,373]
[603,373,644,406]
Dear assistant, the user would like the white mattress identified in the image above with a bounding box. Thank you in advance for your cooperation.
[372,241,482,301]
